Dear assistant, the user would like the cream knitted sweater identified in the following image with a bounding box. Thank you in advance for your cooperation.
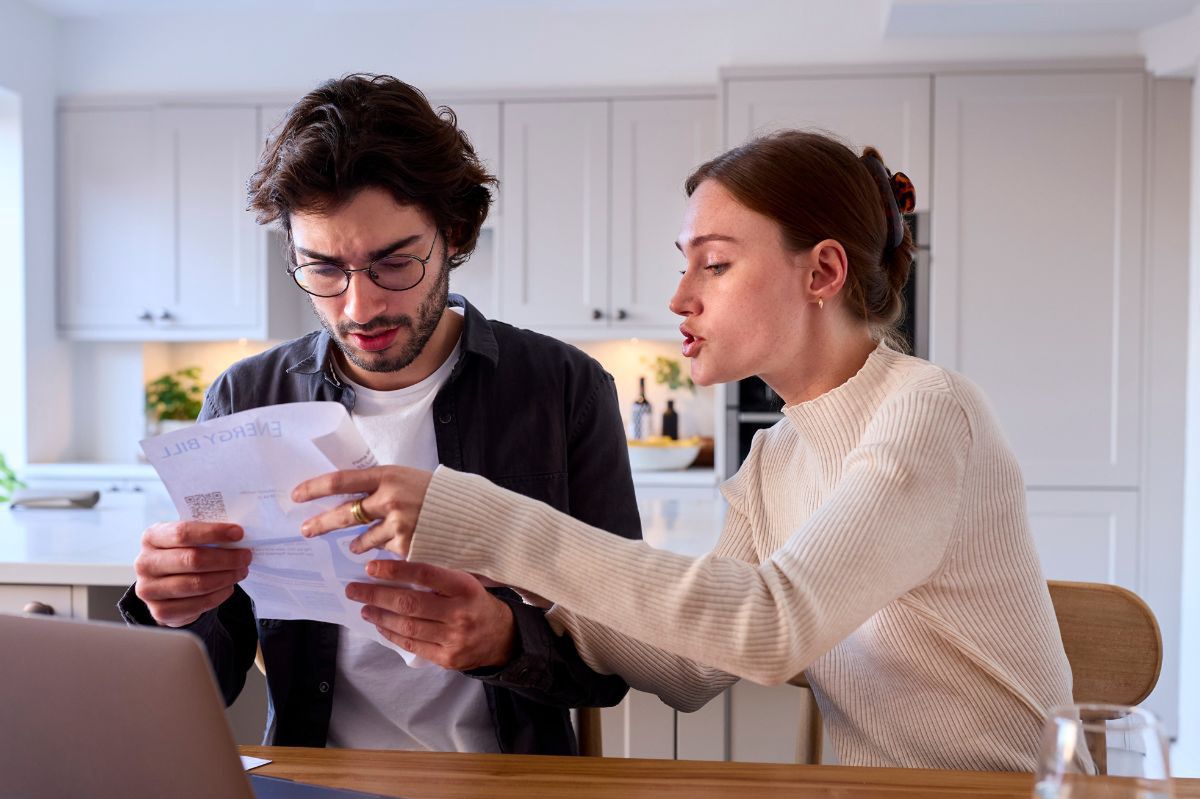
[409,345,1074,770]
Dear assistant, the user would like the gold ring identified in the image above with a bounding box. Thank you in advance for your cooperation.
[350,498,372,526]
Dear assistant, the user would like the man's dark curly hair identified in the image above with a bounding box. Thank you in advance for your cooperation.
[247,73,496,269]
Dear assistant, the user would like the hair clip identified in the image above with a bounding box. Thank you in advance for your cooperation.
[890,172,916,216]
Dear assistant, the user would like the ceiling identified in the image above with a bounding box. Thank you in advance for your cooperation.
[20,0,1200,34]
[885,0,1200,36]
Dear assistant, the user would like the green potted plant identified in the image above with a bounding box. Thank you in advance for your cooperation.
[0,451,24,504]
[145,366,206,435]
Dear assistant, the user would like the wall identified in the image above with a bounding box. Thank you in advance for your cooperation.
[0,0,60,469]
[1177,70,1200,779]
[53,0,1143,96]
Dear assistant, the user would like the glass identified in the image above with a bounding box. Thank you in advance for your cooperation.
[1033,704,1173,799]
[289,231,438,297]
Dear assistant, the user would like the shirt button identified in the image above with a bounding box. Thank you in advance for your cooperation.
[437,412,453,424]
[318,681,330,694]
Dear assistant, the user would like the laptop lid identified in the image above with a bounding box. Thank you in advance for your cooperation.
[0,612,254,799]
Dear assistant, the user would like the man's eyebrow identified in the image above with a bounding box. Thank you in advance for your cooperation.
[294,235,424,264]
[674,233,739,252]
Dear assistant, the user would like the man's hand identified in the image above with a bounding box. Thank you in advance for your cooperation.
[133,521,252,628]
[347,560,515,672]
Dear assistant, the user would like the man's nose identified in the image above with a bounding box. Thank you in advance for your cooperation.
[342,271,389,323]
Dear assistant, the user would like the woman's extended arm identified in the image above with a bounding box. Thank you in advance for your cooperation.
[409,390,971,686]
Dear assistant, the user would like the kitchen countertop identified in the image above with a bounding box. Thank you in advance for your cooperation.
[1,488,727,587]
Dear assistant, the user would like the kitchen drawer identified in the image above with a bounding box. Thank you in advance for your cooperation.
[0,584,75,617]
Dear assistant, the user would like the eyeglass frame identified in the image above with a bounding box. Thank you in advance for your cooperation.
[287,229,440,298]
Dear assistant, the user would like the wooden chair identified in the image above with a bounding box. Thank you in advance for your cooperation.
[788,580,1163,768]
[576,707,604,756]
[1047,580,1162,773]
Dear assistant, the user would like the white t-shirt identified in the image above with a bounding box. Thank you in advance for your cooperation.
[325,322,498,753]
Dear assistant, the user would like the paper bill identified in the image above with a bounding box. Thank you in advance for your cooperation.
[141,401,428,666]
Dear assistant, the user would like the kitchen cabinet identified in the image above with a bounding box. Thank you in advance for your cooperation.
[930,71,1146,489]
[723,75,932,211]
[1025,490,1140,589]
[500,96,716,335]
[59,105,289,340]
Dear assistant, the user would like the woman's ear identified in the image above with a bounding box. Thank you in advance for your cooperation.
[806,239,849,303]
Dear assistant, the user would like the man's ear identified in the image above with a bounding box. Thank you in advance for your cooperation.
[807,239,849,302]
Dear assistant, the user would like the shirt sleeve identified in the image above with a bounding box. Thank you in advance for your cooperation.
[409,389,971,687]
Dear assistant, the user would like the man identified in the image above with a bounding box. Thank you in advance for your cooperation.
[118,74,642,755]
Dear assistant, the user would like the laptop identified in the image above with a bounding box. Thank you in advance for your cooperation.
[0,612,395,799]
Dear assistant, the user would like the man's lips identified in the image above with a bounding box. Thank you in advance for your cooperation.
[347,327,400,352]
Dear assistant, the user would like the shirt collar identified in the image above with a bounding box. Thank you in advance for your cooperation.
[283,293,499,378]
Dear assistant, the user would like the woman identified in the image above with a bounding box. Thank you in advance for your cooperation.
[294,131,1074,771]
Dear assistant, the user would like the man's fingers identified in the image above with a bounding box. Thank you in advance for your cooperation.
[364,559,477,596]
[136,568,249,602]
[372,626,444,664]
[292,468,384,504]
[136,546,252,579]
[142,521,243,549]
[144,586,236,628]
[362,606,445,645]
[345,582,447,622]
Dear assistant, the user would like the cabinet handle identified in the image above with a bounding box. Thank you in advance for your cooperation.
[591,309,604,321]
[617,309,629,321]
[158,309,174,322]
[22,601,55,616]
[138,309,154,322]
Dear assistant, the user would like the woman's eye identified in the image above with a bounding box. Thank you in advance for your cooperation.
[705,262,730,275]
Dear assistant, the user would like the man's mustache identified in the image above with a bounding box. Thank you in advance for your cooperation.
[337,316,414,336]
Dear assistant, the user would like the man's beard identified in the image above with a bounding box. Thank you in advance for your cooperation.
[311,256,451,375]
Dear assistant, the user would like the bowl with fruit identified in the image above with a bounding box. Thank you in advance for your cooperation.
[626,436,702,471]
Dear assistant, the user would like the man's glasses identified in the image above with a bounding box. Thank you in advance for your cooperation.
[288,231,439,297]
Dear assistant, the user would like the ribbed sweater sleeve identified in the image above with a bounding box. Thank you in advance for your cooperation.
[409,389,971,688]
[540,504,756,711]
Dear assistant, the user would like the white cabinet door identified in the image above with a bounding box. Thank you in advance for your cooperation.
[1026,489,1140,589]
[501,101,609,329]
[168,107,263,332]
[440,101,501,203]
[931,73,1145,488]
[611,98,717,330]
[58,108,173,333]
[60,105,265,340]
[437,102,501,313]
[599,688,675,759]
[724,76,932,210]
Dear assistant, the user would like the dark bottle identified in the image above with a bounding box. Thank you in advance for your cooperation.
[629,377,653,439]
[662,399,679,440]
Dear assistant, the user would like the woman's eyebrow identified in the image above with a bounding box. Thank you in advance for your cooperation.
[675,233,739,252]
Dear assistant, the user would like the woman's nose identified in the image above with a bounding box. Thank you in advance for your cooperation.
[669,273,698,318]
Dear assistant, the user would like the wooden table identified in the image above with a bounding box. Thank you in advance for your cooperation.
[241,747,1200,799]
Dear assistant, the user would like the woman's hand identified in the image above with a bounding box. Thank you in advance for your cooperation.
[292,465,432,557]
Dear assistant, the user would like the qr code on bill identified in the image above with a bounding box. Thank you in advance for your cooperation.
[185,491,228,521]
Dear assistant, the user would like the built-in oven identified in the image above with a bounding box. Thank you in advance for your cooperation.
[723,212,930,478]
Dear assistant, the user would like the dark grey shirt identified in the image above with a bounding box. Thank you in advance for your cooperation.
[119,294,642,755]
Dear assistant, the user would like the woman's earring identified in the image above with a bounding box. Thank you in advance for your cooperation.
[817,298,824,310]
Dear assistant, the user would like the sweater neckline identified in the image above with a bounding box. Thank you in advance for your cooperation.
[780,342,899,449]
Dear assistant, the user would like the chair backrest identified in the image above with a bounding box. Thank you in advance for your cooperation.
[789,580,1163,766]
[1046,580,1162,707]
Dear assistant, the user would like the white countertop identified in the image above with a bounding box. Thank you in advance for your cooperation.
[0,491,174,586]
[1,489,727,587]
